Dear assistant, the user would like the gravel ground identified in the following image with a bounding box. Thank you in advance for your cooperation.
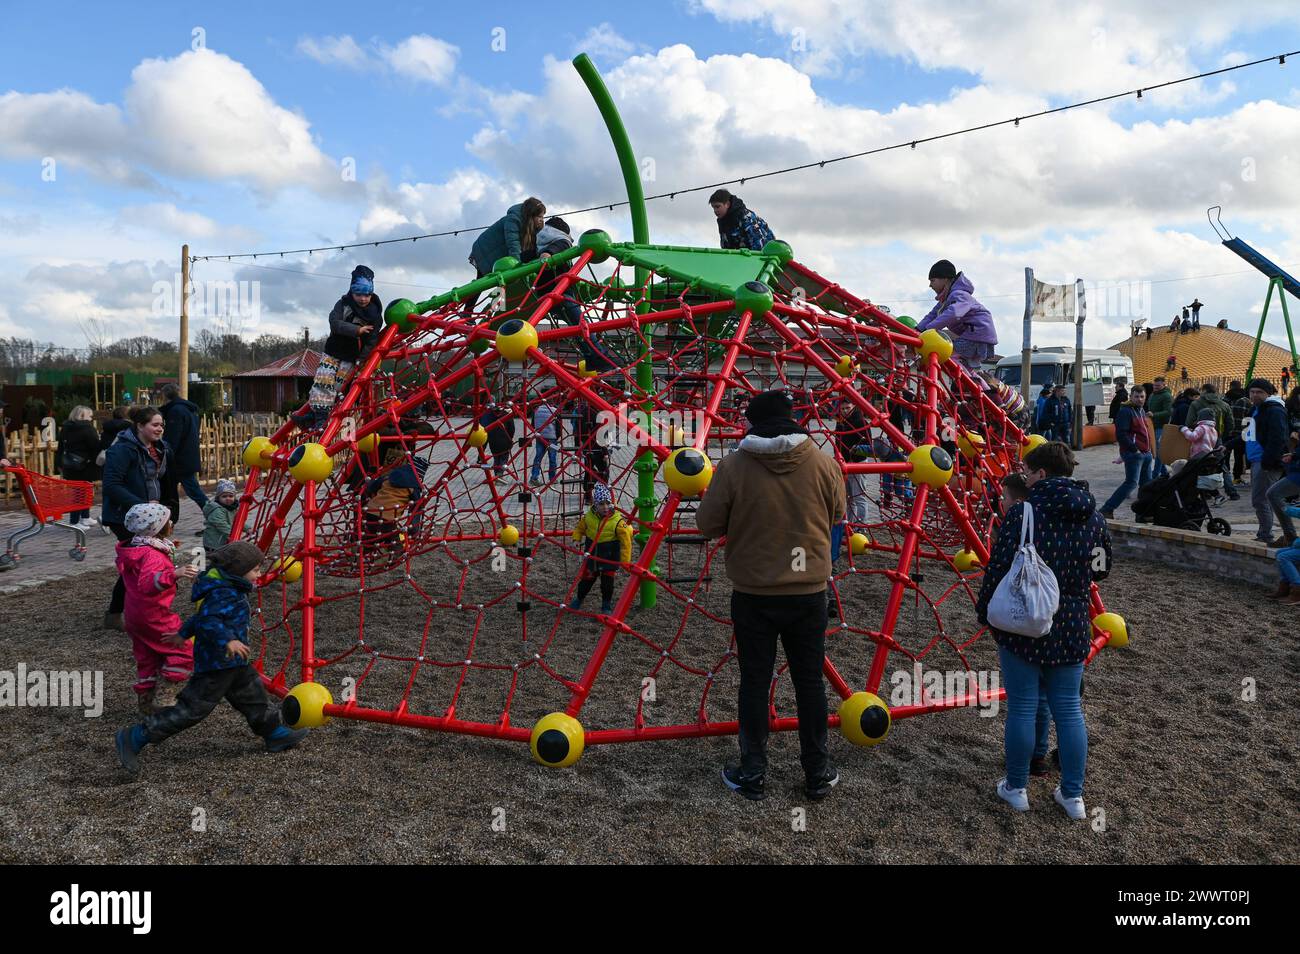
[1,558,1297,864]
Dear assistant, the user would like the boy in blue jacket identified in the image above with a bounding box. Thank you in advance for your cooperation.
[114,541,308,774]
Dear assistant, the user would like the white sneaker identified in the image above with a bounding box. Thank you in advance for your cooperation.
[996,778,1030,812]
[1054,786,1086,820]
[82,517,99,527]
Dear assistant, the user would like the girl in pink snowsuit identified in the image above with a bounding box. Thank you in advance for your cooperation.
[1180,409,1219,459]
[116,503,197,714]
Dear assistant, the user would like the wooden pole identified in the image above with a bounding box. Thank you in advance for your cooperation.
[179,244,190,399]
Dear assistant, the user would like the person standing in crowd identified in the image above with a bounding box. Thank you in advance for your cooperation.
[99,405,131,457]
[1042,384,1072,444]
[0,398,10,468]
[479,403,517,478]
[1283,367,1292,395]
[833,398,871,528]
[1188,382,1239,501]
[978,441,1110,819]
[1108,377,1129,422]
[1099,387,1152,520]
[55,405,101,526]
[159,383,206,522]
[1147,376,1172,479]
[915,259,998,373]
[1169,387,1199,428]
[695,390,845,802]
[101,407,179,630]
[709,189,775,251]
[1189,298,1203,326]
[1226,380,1249,486]
[1034,384,1054,436]
[529,396,561,485]
[571,397,610,501]
[1245,378,1290,545]
[301,266,383,428]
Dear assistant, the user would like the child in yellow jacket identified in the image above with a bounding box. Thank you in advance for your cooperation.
[569,482,633,614]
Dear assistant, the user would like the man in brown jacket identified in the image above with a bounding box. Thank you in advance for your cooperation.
[696,389,846,801]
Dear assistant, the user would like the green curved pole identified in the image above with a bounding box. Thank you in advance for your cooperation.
[573,53,659,609]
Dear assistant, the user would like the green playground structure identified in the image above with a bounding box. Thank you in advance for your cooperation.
[1208,205,1300,383]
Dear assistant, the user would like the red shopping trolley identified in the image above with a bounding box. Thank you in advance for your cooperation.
[0,466,96,569]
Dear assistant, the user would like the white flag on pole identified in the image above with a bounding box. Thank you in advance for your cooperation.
[1031,278,1076,322]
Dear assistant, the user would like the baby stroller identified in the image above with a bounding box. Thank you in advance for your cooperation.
[1130,448,1231,535]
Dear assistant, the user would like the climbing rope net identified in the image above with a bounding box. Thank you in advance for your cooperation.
[231,238,1118,765]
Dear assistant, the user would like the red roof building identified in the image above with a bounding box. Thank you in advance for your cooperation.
[225,349,320,414]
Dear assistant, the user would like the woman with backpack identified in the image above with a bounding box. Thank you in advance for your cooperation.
[977,441,1111,820]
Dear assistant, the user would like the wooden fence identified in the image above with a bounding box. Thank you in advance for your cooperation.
[1,414,287,503]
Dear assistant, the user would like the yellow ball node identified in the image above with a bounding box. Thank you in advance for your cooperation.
[918,329,954,363]
[355,431,378,454]
[577,359,598,379]
[288,442,333,483]
[468,425,488,448]
[241,436,275,470]
[271,556,302,584]
[494,318,538,361]
[838,692,891,746]
[498,524,520,547]
[283,682,333,728]
[663,447,713,495]
[1021,433,1047,459]
[908,444,954,488]
[958,432,985,460]
[835,355,857,377]
[953,549,981,571]
[1094,612,1129,649]
[530,712,585,767]
[849,532,868,555]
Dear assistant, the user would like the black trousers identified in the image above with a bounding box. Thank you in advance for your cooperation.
[143,666,280,743]
[731,590,830,779]
[107,522,132,614]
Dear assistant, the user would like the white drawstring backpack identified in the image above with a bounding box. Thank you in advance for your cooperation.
[987,502,1060,638]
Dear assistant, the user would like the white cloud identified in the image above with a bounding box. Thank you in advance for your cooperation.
[296,35,370,70]
[575,23,637,62]
[382,35,460,85]
[692,0,1300,98]
[296,32,461,86]
[0,49,343,196]
[115,203,260,245]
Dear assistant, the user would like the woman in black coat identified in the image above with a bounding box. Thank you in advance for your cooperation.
[56,405,101,525]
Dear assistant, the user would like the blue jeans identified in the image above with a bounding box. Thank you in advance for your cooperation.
[178,472,209,509]
[1101,451,1152,515]
[1277,544,1300,584]
[530,438,557,481]
[999,646,1087,797]
[1152,427,1167,478]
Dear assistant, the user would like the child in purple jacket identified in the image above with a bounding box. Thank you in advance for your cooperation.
[916,260,998,373]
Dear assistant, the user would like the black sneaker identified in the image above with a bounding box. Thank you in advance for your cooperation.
[806,767,840,801]
[722,765,766,801]
[1029,756,1050,777]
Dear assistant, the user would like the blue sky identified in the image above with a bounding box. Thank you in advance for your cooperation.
[1,1,1298,353]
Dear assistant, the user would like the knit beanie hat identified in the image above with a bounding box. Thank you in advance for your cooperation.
[215,478,237,497]
[211,541,265,578]
[124,502,171,537]
[1247,378,1275,394]
[928,259,958,281]
[744,389,795,425]
[1196,408,1216,423]
[592,482,613,506]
